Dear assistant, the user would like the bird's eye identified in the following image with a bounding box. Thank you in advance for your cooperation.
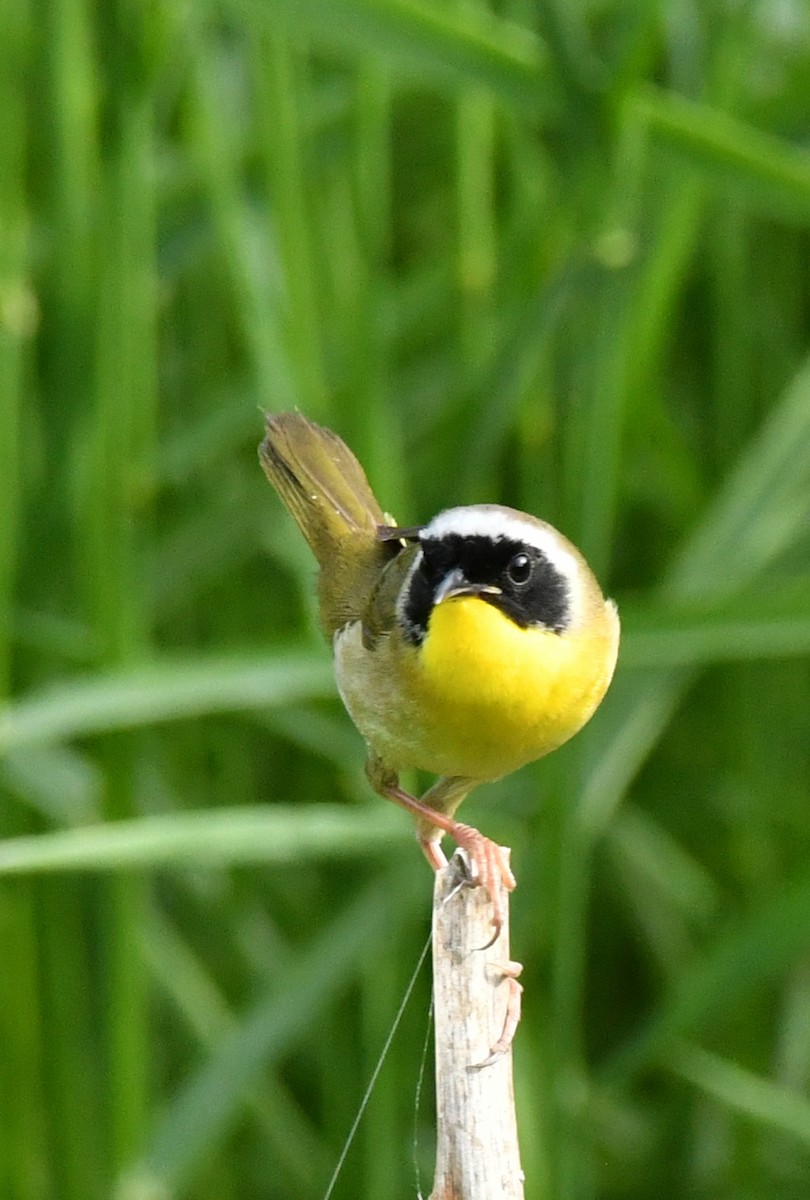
[506,552,533,585]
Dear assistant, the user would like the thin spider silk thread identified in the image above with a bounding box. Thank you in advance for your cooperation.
[321,929,432,1200]
[412,986,434,1199]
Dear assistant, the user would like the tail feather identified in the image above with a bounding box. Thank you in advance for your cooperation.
[260,413,385,558]
[259,413,394,635]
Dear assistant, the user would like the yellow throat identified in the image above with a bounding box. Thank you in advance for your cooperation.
[407,593,616,781]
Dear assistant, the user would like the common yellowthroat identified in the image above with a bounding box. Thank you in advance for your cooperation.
[260,413,619,917]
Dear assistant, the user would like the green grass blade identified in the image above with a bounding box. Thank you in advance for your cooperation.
[633,84,810,225]
[619,585,810,669]
[0,654,334,754]
[134,861,426,1193]
[666,1041,810,1149]
[238,0,548,110]
[604,871,810,1084]
[0,806,407,874]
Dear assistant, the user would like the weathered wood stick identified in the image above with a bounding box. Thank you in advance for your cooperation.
[430,851,524,1200]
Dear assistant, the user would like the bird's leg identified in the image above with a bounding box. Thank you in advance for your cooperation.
[411,775,518,919]
[368,758,522,1049]
[366,758,516,935]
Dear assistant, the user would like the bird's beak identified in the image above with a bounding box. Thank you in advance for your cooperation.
[433,569,502,606]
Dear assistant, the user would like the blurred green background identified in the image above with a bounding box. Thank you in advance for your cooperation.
[2,1,810,1198]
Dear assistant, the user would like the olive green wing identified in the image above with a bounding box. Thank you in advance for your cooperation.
[361,542,421,650]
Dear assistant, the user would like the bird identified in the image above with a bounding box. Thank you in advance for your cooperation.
[259,412,620,927]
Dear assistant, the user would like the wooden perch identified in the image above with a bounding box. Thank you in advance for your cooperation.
[430,850,524,1200]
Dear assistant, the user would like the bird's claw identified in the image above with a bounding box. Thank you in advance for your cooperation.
[450,822,516,945]
[470,960,524,1069]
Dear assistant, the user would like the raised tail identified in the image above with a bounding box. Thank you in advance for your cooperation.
[259,413,394,634]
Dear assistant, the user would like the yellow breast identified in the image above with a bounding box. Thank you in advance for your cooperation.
[394,594,618,780]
